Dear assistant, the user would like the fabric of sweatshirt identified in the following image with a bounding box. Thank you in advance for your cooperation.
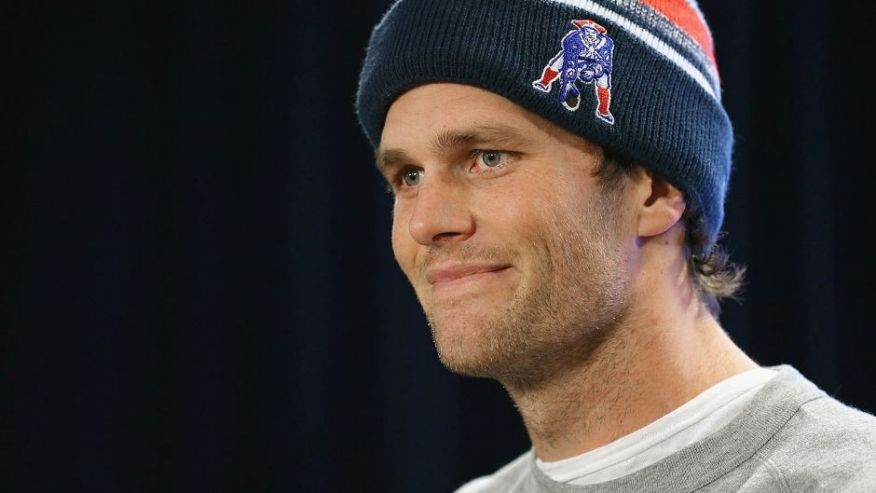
[456,365,876,492]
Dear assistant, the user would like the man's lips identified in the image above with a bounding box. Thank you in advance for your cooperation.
[425,263,511,286]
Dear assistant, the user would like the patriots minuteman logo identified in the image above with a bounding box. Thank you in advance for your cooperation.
[533,19,616,124]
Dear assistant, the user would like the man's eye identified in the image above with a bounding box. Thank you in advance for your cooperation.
[478,151,506,169]
[401,168,423,187]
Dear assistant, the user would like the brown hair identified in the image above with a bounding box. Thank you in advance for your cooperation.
[592,148,745,316]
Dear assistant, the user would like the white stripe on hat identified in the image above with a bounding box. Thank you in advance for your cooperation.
[544,0,719,101]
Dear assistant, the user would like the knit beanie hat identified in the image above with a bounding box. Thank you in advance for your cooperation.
[355,0,733,251]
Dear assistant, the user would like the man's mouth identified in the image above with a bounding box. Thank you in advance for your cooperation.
[425,263,512,290]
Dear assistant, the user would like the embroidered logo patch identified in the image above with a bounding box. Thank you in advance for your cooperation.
[532,19,616,124]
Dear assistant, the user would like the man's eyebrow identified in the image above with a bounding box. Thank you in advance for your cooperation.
[375,124,532,175]
[431,124,532,154]
[375,148,413,176]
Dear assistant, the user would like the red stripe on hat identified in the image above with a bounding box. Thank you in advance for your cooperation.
[638,0,717,71]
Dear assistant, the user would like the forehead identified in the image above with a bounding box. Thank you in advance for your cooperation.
[378,83,598,161]
[381,84,536,141]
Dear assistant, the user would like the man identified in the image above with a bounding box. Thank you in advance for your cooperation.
[355,1,876,491]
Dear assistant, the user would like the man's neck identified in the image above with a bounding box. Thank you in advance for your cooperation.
[503,299,757,462]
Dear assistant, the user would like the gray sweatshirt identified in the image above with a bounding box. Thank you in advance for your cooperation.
[457,366,876,492]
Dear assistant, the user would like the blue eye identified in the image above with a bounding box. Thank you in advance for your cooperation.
[401,168,423,187]
[480,151,505,168]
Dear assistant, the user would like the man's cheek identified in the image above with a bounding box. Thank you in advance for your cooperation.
[390,220,418,281]
[390,234,408,271]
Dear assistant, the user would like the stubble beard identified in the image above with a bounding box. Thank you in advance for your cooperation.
[425,191,632,390]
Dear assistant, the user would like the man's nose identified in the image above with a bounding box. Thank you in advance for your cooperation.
[407,177,474,246]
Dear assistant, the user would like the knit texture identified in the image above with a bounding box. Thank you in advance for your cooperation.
[355,0,734,249]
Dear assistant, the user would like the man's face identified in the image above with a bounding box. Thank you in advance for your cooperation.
[378,84,636,385]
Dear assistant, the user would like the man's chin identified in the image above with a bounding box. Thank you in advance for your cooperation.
[434,344,506,379]
[428,316,517,379]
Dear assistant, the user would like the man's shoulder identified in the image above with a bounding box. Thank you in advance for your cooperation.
[455,450,534,493]
[757,390,876,491]
[452,368,876,493]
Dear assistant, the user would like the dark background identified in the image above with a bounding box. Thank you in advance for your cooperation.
[3,0,875,491]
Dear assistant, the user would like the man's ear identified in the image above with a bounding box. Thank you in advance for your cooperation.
[635,170,686,238]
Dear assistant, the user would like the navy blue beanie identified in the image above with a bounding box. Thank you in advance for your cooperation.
[356,0,733,250]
